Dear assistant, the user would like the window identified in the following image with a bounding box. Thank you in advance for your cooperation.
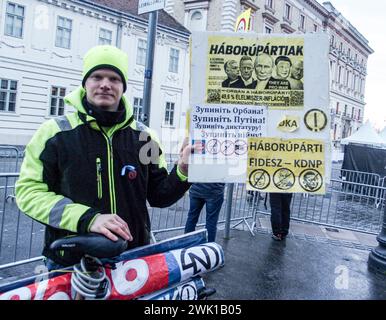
[169,48,179,73]
[133,97,143,121]
[339,42,343,52]
[299,14,305,30]
[50,87,66,116]
[5,2,24,38]
[336,102,339,114]
[284,4,291,20]
[164,102,175,126]
[344,104,347,116]
[99,28,112,45]
[313,24,318,32]
[330,34,335,46]
[265,26,273,34]
[334,124,337,140]
[55,16,72,49]
[351,107,354,118]
[0,79,17,112]
[358,109,361,120]
[266,0,274,8]
[189,10,204,31]
[338,66,342,84]
[353,75,357,91]
[136,39,147,66]
[191,11,202,21]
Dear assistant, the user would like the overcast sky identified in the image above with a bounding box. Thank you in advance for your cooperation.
[325,0,386,130]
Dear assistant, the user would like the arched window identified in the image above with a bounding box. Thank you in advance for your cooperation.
[191,11,202,20]
[190,11,203,31]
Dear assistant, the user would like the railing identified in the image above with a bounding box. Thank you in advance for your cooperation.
[0,174,45,269]
[0,146,23,203]
[0,147,23,173]
[149,183,257,237]
[251,168,385,235]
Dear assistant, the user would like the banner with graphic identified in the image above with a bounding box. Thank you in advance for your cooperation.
[139,277,206,300]
[234,9,252,32]
[0,243,224,300]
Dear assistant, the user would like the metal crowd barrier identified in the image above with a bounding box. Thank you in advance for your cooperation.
[0,147,23,203]
[150,168,385,237]
[1,168,385,269]
[251,169,385,235]
[0,146,22,173]
[149,183,257,238]
[0,174,45,269]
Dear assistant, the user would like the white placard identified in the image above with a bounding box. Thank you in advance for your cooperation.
[189,32,331,185]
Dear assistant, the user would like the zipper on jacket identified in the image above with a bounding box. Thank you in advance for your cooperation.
[99,131,117,214]
[96,157,102,200]
[107,136,117,214]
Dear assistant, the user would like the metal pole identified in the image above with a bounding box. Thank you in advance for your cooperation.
[224,183,234,239]
[368,187,386,275]
[142,11,158,127]
[115,14,123,49]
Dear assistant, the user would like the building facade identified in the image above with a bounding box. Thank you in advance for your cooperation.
[0,0,190,155]
[323,2,373,156]
[165,0,373,157]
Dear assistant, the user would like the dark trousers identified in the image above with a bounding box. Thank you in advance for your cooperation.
[269,193,293,236]
[185,194,224,242]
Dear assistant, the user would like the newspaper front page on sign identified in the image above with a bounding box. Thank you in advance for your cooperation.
[206,36,304,108]
[189,32,331,194]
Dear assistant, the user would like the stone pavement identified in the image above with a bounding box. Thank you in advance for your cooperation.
[1,217,385,300]
[255,215,378,250]
[204,222,386,300]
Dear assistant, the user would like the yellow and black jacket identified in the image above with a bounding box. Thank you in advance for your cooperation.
[15,87,190,264]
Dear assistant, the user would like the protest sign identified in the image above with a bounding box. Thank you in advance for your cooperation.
[205,36,304,108]
[189,32,331,192]
[247,138,325,194]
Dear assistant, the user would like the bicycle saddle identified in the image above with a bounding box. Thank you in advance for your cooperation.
[50,233,128,263]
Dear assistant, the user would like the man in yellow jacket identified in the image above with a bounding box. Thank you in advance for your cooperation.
[16,45,192,268]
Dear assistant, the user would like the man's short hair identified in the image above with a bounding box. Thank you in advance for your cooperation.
[274,55,292,66]
[240,56,253,65]
[224,61,229,71]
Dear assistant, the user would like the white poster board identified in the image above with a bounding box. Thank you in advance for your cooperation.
[189,32,331,193]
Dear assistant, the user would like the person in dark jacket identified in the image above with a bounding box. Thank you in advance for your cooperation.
[184,183,225,242]
[234,56,257,89]
[269,192,293,241]
[221,60,243,88]
[15,45,192,268]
